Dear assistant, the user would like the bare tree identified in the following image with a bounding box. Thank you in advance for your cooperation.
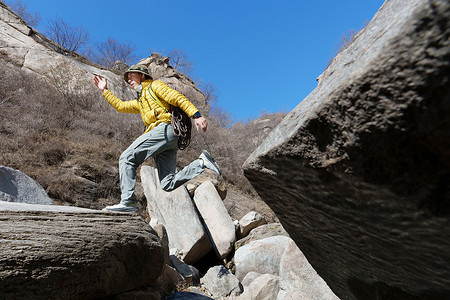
[167,49,193,75]
[210,106,234,128]
[5,0,41,26]
[196,80,234,128]
[46,17,90,53]
[198,80,218,105]
[90,38,137,69]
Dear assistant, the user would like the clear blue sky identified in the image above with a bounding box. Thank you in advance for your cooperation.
[15,0,385,121]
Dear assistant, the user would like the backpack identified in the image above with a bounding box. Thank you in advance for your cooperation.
[148,82,192,150]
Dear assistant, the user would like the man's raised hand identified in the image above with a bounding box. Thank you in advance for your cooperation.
[94,75,108,92]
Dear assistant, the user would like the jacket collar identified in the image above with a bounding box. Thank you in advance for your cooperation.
[142,79,153,89]
[136,79,153,99]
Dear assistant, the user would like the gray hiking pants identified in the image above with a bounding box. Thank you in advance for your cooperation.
[119,123,204,204]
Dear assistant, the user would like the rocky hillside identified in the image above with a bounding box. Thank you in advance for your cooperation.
[0,1,282,222]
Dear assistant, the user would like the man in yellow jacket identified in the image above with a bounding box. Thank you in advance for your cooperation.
[94,65,220,212]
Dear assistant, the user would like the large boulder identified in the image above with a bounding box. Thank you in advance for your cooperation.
[141,166,212,264]
[0,166,53,204]
[243,0,450,299]
[235,236,338,300]
[0,201,164,299]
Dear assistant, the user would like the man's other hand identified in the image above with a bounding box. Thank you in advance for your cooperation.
[194,116,208,132]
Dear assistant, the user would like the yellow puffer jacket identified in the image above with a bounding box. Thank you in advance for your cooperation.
[103,79,199,133]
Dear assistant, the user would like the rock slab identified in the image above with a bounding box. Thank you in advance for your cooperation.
[0,203,164,299]
[194,181,236,259]
[141,166,211,264]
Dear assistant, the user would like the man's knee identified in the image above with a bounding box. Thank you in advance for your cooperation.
[119,150,129,162]
[119,148,136,166]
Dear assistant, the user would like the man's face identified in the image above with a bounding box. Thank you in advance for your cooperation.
[128,72,142,88]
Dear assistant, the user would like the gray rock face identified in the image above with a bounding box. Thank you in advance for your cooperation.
[0,203,164,299]
[0,3,133,100]
[0,166,53,204]
[243,0,450,299]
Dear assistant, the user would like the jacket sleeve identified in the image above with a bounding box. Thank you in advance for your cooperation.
[103,90,140,113]
[151,81,199,117]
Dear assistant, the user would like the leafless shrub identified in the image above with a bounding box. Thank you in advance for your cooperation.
[209,106,234,128]
[45,62,97,114]
[327,22,368,68]
[5,0,41,27]
[194,80,234,127]
[41,142,69,166]
[197,80,218,105]
[46,17,90,53]
[167,49,194,76]
[89,38,137,68]
[334,29,359,54]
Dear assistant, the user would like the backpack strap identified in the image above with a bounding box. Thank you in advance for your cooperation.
[148,82,169,113]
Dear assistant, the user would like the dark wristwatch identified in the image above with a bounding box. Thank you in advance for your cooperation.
[193,112,201,119]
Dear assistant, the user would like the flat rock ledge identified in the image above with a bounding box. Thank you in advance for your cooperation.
[0,201,164,299]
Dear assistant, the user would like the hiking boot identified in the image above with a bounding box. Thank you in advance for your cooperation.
[103,202,138,213]
[199,150,221,176]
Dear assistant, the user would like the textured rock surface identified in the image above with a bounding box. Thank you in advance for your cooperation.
[243,0,450,299]
[200,265,242,298]
[141,166,212,264]
[0,166,53,204]
[238,273,279,300]
[0,203,164,299]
